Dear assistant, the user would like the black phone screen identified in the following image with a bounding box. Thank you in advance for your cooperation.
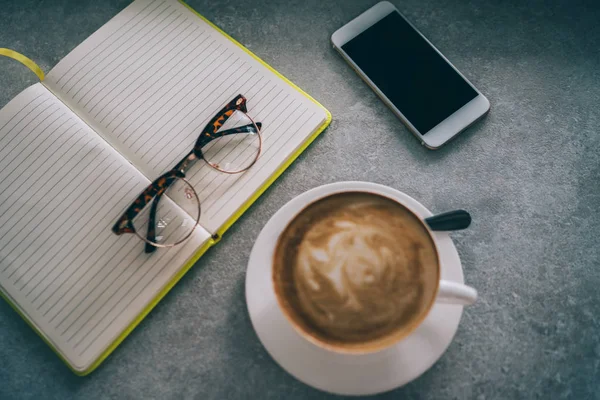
[341,11,478,134]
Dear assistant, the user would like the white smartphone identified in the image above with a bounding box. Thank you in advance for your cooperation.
[331,1,490,149]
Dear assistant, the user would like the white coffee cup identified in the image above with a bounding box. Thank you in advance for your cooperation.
[270,181,477,354]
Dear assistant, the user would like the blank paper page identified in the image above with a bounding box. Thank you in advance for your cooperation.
[43,0,328,234]
[0,84,210,371]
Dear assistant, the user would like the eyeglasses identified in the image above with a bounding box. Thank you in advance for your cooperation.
[112,94,262,253]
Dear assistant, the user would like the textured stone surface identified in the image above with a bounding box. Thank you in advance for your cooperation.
[1,0,599,399]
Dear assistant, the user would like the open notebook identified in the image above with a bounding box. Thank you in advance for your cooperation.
[0,0,330,375]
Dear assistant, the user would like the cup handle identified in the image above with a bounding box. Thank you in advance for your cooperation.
[436,280,478,305]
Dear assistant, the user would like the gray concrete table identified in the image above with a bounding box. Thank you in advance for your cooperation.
[1,0,599,398]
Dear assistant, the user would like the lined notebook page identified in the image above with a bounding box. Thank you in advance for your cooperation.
[0,84,210,371]
[43,0,328,234]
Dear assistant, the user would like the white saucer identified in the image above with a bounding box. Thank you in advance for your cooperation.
[245,182,465,396]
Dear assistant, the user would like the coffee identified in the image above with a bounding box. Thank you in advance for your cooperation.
[273,192,440,352]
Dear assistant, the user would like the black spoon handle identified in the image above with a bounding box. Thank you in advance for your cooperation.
[425,210,471,231]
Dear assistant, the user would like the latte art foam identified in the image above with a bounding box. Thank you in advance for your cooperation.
[295,207,423,339]
[273,192,439,351]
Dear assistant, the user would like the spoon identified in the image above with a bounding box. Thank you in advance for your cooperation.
[425,210,471,231]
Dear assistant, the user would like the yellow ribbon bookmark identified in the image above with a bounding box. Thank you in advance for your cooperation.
[0,48,45,81]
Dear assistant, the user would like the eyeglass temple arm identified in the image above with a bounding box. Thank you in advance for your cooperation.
[113,170,184,237]
[196,122,262,148]
[144,154,198,253]
[220,122,261,136]
[144,193,163,254]
[193,94,248,151]
[113,172,176,235]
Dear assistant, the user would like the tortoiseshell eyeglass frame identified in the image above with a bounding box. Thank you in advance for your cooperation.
[112,94,263,253]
